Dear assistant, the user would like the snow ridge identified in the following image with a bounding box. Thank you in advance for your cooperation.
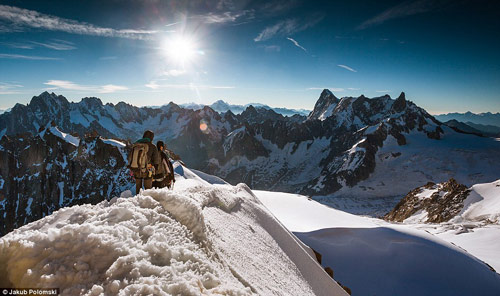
[0,170,347,296]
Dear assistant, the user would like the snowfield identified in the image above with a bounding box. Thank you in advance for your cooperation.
[0,164,347,296]
[255,190,500,296]
[406,179,500,272]
[324,126,500,214]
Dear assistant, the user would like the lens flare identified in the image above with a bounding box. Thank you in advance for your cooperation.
[199,120,208,132]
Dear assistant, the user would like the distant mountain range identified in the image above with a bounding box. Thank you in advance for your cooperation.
[443,119,500,137]
[435,112,500,127]
[1,90,499,222]
[179,100,311,117]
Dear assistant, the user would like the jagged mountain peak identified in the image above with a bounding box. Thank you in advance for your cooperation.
[30,91,69,109]
[307,89,340,121]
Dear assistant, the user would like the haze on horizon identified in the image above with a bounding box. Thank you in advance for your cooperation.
[0,0,499,114]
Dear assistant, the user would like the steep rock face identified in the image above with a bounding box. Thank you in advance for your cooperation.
[384,179,471,223]
[0,126,133,236]
[307,89,340,121]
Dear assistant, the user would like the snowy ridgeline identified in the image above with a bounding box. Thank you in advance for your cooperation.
[256,190,500,296]
[0,164,347,296]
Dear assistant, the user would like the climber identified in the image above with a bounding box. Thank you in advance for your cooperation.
[153,141,176,189]
[128,130,160,194]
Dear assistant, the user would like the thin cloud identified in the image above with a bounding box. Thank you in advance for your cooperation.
[347,87,360,91]
[0,53,61,60]
[193,10,252,24]
[258,0,299,15]
[376,90,391,93]
[145,81,235,90]
[165,21,182,27]
[1,39,76,50]
[308,87,344,92]
[44,80,128,93]
[337,64,357,72]
[254,16,323,42]
[0,5,158,39]
[1,42,35,49]
[261,45,281,52]
[357,0,455,30]
[0,82,23,95]
[30,40,76,50]
[286,37,307,52]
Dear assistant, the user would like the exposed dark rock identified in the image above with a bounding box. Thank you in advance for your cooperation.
[0,127,133,236]
[384,178,471,223]
[324,267,334,278]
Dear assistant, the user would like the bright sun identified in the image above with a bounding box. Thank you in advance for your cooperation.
[164,36,197,64]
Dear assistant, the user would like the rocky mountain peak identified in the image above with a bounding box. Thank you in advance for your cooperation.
[30,91,69,110]
[81,97,104,109]
[392,92,407,113]
[384,178,471,223]
[307,89,340,120]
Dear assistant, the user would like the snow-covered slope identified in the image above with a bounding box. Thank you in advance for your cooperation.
[459,179,500,222]
[0,165,347,296]
[389,179,500,271]
[255,190,500,296]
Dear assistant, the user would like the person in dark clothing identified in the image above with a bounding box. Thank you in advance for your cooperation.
[153,141,176,189]
[128,130,160,194]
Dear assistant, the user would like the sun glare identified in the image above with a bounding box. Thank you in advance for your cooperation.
[164,36,198,65]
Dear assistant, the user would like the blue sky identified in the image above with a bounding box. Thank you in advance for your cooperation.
[0,0,499,114]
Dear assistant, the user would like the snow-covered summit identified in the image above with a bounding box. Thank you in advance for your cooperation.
[0,165,347,296]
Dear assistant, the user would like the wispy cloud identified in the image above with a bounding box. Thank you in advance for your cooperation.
[258,0,300,16]
[145,81,235,90]
[193,10,252,24]
[308,87,344,92]
[1,39,76,50]
[31,39,76,50]
[0,82,23,95]
[165,21,182,27]
[0,42,35,49]
[260,45,281,52]
[44,80,128,93]
[286,37,307,52]
[357,0,455,30]
[254,16,323,42]
[0,53,61,60]
[337,64,357,72]
[0,5,158,39]
[99,56,117,60]
[376,90,391,93]
[347,87,360,91]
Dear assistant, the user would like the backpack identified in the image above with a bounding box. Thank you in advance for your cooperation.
[129,143,149,173]
[155,154,173,179]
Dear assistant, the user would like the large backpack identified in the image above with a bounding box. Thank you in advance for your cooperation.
[156,155,172,178]
[129,143,149,173]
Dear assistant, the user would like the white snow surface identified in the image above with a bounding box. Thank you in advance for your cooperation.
[0,165,346,296]
[459,179,500,222]
[331,126,500,202]
[101,138,126,148]
[48,126,80,146]
[404,179,500,271]
[255,190,500,296]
